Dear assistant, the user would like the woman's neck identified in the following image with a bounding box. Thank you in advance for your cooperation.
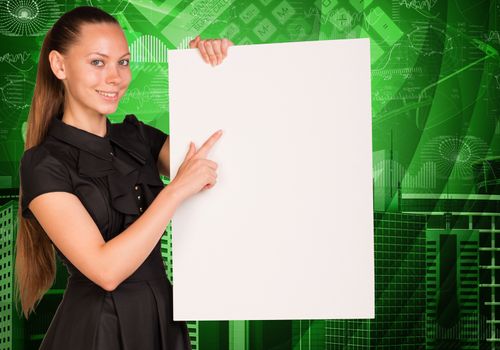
[61,107,107,138]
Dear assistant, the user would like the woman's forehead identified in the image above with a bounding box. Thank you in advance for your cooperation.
[72,23,128,55]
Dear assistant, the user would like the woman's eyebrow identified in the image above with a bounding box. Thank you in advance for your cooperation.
[87,52,131,58]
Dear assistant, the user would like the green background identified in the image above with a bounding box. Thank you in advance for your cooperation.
[1,0,499,349]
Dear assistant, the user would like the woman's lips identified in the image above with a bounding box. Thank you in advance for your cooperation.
[96,89,118,102]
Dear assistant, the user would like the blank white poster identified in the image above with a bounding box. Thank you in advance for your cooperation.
[167,38,374,321]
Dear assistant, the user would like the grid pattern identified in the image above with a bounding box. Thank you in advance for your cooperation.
[425,230,480,349]
[401,193,500,349]
[326,212,426,349]
[0,201,22,350]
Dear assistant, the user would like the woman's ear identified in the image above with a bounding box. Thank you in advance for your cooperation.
[48,50,67,80]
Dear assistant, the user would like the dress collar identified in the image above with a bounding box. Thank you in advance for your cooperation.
[45,113,165,219]
[47,114,148,166]
[48,114,114,161]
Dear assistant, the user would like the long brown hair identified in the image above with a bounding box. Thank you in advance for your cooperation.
[15,6,120,319]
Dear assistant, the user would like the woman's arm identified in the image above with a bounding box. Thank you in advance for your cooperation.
[157,136,170,178]
[29,184,183,291]
[29,129,221,291]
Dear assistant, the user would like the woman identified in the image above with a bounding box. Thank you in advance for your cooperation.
[15,6,231,350]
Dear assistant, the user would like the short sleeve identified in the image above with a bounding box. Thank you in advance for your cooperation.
[142,122,168,162]
[124,114,168,163]
[20,147,74,219]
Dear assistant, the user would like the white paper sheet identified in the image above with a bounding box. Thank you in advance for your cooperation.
[167,38,374,321]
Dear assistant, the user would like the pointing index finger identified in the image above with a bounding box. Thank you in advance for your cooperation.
[194,130,223,158]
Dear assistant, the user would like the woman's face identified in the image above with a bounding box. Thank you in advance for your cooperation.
[50,22,132,117]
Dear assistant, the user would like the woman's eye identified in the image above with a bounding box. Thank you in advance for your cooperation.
[91,59,129,67]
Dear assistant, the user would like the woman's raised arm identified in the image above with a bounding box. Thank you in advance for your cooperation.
[29,129,221,291]
[29,184,182,291]
[157,137,170,178]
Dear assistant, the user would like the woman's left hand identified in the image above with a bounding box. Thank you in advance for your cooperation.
[189,35,234,66]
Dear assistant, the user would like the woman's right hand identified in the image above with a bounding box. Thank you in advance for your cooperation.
[168,130,223,202]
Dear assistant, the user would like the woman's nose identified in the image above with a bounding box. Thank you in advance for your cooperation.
[105,64,122,85]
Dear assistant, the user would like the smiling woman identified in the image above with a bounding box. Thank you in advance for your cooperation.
[47,21,132,121]
[15,6,195,350]
[91,52,131,101]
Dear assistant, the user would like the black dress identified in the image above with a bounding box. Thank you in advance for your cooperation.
[19,113,192,350]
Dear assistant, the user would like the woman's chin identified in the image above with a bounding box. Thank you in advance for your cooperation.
[96,104,119,115]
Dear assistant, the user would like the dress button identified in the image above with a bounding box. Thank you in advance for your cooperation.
[139,207,143,212]
[110,152,114,156]
[134,185,139,191]
[137,195,141,200]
